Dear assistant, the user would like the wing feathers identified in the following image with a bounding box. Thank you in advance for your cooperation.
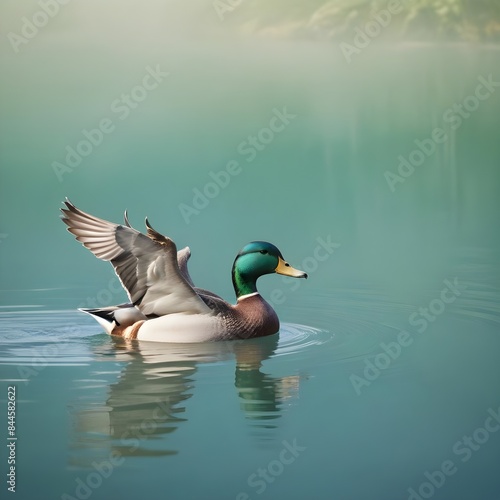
[177,246,194,286]
[123,210,132,228]
[61,200,211,317]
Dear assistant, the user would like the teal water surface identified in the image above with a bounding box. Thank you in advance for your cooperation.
[1,2,500,500]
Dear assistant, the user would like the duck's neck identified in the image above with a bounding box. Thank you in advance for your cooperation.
[232,263,259,299]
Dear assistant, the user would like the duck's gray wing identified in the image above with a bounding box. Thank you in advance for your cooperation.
[176,246,195,287]
[61,200,211,317]
[124,209,194,287]
[195,289,234,315]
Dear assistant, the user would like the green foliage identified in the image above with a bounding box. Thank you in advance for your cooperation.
[238,0,500,42]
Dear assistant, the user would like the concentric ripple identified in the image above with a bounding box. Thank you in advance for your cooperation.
[274,322,334,358]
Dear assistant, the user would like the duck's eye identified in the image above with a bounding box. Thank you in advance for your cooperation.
[260,250,268,255]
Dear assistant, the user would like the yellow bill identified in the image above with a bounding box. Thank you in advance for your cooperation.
[275,257,308,279]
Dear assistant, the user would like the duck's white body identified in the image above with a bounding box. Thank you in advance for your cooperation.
[85,306,225,343]
[138,313,223,342]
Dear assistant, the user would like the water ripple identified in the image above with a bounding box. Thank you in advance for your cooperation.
[274,322,334,357]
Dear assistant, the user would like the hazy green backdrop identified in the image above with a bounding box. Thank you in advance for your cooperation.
[0,2,499,500]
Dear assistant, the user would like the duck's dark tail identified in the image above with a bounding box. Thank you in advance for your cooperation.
[79,303,147,334]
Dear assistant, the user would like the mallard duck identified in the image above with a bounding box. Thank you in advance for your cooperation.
[61,200,307,343]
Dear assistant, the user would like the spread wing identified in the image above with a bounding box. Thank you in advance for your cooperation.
[124,208,194,286]
[61,199,211,317]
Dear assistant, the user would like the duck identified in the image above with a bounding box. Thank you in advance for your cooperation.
[61,199,307,343]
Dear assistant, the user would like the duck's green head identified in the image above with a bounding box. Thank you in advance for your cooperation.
[232,241,307,299]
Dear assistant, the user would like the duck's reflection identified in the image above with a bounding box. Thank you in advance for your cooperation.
[69,333,300,465]
[232,341,299,428]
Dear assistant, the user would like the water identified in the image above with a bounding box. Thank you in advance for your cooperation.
[1,2,500,500]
